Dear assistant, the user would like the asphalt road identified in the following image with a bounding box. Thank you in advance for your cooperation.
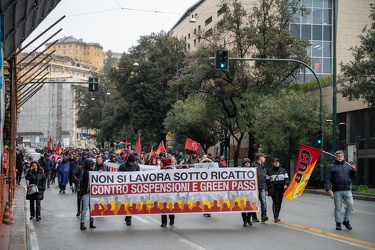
[27,183,375,250]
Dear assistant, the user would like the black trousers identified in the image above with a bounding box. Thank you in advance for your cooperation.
[241,212,251,222]
[77,195,82,213]
[16,169,23,184]
[30,199,41,217]
[271,189,285,219]
[161,214,175,224]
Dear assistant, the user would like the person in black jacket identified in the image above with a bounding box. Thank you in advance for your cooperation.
[266,158,289,223]
[80,159,96,230]
[25,161,46,221]
[325,150,357,230]
[118,154,140,225]
[249,153,268,223]
[16,150,24,185]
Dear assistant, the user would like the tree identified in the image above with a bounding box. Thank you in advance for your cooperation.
[250,89,332,168]
[107,31,186,150]
[178,0,309,166]
[340,4,375,108]
[164,94,223,153]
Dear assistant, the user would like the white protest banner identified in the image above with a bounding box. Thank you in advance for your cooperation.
[106,162,160,171]
[89,168,259,217]
[191,162,219,169]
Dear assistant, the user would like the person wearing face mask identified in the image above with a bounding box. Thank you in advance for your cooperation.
[25,161,46,221]
[57,156,70,193]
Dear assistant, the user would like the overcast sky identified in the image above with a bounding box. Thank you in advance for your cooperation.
[23,0,198,53]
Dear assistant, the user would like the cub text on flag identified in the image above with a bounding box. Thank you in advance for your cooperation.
[284,144,322,200]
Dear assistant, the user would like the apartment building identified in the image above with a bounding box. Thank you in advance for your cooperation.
[17,36,103,149]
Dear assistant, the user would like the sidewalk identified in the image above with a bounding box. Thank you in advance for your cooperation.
[0,186,28,250]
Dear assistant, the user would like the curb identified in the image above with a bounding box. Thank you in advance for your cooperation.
[9,186,28,250]
[304,189,375,202]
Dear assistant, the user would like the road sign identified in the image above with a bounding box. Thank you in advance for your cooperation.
[166,131,173,138]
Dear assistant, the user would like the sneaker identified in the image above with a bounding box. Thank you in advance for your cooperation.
[342,221,352,230]
[336,222,342,230]
[30,216,35,220]
[261,216,268,222]
[253,218,260,223]
[170,220,174,226]
[275,218,281,223]
[36,217,41,221]
[243,222,248,227]
[76,211,81,217]
[160,223,166,227]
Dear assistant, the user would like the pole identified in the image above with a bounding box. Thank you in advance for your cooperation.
[332,0,338,153]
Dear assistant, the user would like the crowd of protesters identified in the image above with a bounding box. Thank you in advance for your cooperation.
[17,146,292,229]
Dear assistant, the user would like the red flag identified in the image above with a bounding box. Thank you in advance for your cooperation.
[284,144,322,200]
[185,138,200,154]
[150,146,155,157]
[49,136,53,148]
[57,141,63,154]
[135,134,142,153]
[156,140,166,155]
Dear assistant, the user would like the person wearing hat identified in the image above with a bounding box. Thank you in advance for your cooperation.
[325,150,357,230]
[118,154,140,225]
[266,158,289,223]
[250,153,268,223]
[240,158,253,226]
[160,158,175,227]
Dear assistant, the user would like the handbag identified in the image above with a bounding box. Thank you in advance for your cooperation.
[267,171,280,196]
[27,184,39,195]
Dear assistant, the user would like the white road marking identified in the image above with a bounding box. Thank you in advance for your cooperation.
[179,239,206,250]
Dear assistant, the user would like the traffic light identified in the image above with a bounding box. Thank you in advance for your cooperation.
[215,49,229,70]
[316,130,322,145]
[88,77,98,92]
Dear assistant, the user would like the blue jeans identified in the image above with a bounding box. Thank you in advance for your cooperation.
[259,188,267,218]
[80,194,93,223]
[333,190,353,223]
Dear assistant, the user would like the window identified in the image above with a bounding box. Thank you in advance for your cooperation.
[188,33,190,39]
[217,7,225,17]
[205,16,212,26]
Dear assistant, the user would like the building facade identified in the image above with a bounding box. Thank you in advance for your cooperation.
[45,36,104,70]
[17,36,104,149]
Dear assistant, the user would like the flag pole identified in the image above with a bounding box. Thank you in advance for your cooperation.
[322,150,353,166]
